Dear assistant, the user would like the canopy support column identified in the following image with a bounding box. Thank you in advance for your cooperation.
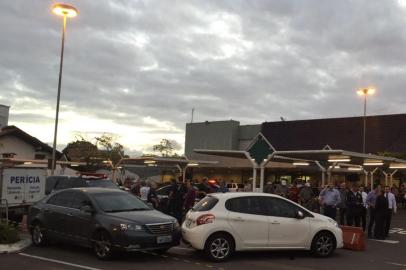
[390,170,398,187]
[252,166,257,192]
[315,161,326,187]
[370,167,378,190]
[260,165,265,193]
[363,170,368,187]
[382,171,388,186]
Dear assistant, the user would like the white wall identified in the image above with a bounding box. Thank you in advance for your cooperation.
[0,136,52,160]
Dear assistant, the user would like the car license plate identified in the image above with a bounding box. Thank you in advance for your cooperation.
[157,235,172,244]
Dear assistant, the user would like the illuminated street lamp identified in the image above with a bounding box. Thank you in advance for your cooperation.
[50,3,78,175]
[357,87,375,153]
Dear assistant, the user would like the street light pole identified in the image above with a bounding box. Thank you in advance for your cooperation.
[51,15,66,175]
[363,93,367,154]
[51,4,78,175]
[357,87,375,154]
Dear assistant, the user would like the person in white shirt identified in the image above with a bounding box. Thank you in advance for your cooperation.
[139,181,151,203]
[359,186,368,231]
[384,186,397,237]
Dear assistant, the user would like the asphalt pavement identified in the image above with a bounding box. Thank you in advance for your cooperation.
[2,209,406,270]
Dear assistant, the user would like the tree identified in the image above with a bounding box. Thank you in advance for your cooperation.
[62,137,98,162]
[152,139,181,157]
[95,134,127,166]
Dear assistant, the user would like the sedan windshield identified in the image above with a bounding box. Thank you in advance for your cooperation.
[92,192,151,212]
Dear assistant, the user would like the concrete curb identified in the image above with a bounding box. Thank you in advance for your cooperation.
[0,233,32,254]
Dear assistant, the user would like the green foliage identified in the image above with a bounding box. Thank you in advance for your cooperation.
[63,134,128,170]
[62,137,99,162]
[152,139,181,157]
[95,134,125,166]
[0,222,20,244]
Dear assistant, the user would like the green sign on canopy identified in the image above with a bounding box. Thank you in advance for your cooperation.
[247,134,274,165]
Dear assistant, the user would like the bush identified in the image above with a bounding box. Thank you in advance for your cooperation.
[0,221,20,244]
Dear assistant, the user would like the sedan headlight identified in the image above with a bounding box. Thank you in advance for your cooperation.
[328,218,339,228]
[119,223,143,231]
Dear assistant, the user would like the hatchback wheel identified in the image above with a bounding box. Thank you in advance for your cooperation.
[31,222,47,246]
[204,233,234,262]
[311,232,335,257]
[93,231,113,260]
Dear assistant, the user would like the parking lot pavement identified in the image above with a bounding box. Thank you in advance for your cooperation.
[2,209,406,270]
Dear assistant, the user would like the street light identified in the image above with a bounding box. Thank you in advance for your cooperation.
[357,87,375,153]
[50,3,78,175]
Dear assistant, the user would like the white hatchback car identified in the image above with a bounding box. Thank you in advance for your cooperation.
[182,192,343,262]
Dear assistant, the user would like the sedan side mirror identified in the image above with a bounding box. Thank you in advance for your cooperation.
[296,210,305,219]
[80,205,94,213]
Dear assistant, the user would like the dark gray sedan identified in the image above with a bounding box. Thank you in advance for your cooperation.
[28,188,181,259]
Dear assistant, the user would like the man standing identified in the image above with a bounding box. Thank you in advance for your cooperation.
[374,190,389,240]
[366,184,381,238]
[346,184,363,227]
[299,182,315,210]
[359,186,368,231]
[337,182,347,225]
[384,186,397,237]
[319,183,341,220]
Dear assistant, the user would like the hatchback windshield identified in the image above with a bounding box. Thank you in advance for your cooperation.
[92,192,151,212]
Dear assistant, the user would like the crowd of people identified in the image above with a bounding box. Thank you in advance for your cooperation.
[121,176,404,238]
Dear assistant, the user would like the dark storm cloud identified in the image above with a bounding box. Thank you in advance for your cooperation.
[2,0,406,150]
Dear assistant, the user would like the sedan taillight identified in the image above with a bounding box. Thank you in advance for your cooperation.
[196,214,215,226]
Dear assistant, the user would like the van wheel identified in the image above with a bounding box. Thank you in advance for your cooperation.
[204,233,234,262]
[311,232,335,257]
[93,231,113,260]
[31,222,47,246]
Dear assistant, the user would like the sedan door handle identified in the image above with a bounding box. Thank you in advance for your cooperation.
[270,221,280,225]
[233,217,245,222]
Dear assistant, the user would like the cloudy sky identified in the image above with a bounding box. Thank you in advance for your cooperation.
[2,0,406,155]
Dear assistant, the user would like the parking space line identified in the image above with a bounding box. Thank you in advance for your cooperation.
[19,253,103,270]
[370,239,400,244]
[172,246,195,251]
[387,262,406,267]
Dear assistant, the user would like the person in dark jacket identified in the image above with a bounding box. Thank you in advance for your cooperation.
[183,180,197,212]
[346,184,364,227]
[374,190,389,240]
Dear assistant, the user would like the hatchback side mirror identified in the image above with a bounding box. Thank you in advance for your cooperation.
[80,205,94,213]
[296,210,305,219]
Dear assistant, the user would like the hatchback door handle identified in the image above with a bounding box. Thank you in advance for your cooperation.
[270,221,280,225]
[233,217,245,222]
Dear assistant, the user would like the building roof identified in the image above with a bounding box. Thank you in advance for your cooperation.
[261,114,406,154]
[0,125,62,158]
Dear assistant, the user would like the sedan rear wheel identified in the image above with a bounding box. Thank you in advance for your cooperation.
[204,233,234,262]
[93,231,113,260]
[31,222,47,246]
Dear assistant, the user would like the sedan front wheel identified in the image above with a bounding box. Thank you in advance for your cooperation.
[93,231,113,260]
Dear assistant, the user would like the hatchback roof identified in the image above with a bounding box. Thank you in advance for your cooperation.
[208,192,283,199]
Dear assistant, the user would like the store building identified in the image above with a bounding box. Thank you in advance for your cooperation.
[185,114,406,186]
